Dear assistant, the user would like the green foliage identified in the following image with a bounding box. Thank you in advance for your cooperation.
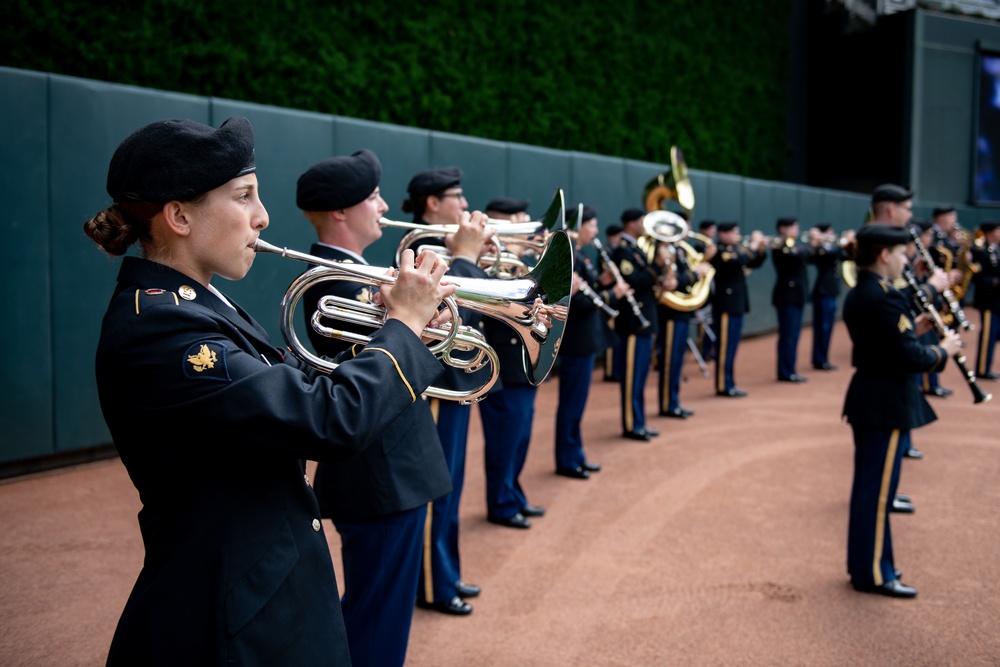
[3,0,792,178]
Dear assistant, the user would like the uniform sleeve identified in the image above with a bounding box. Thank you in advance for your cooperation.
[876,290,949,374]
[103,303,443,463]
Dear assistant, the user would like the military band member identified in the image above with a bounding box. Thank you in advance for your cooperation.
[296,151,453,666]
[910,219,952,398]
[611,208,665,440]
[808,223,847,371]
[693,219,718,364]
[709,221,767,397]
[404,167,493,616]
[972,221,1000,380]
[842,223,961,598]
[85,117,451,664]
[657,235,714,418]
[771,216,813,382]
[478,197,547,527]
[603,224,625,381]
[555,205,627,477]
[930,206,964,291]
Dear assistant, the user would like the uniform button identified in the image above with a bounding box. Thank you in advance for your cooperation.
[726,288,733,294]
[510,338,517,345]
[312,518,321,532]
[789,281,796,287]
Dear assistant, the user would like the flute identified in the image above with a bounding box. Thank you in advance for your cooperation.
[908,226,973,331]
[902,268,991,404]
[592,238,651,330]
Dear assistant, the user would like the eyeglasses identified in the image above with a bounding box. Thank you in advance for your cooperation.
[436,191,466,200]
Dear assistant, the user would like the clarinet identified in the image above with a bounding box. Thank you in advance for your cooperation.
[902,269,991,404]
[578,281,620,319]
[908,226,973,331]
[592,238,651,330]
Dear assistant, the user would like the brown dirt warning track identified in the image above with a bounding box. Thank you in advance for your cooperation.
[2,322,999,666]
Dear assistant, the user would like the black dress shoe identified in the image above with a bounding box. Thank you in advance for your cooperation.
[891,498,915,513]
[778,374,808,383]
[680,407,695,417]
[581,461,601,472]
[904,447,923,459]
[642,427,660,437]
[488,512,531,529]
[660,407,688,419]
[417,595,473,615]
[852,579,917,598]
[895,493,911,504]
[623,430,652,441]
[981,372,999,381]
[717,387,748,397]
[925,386,953,397]
[813,362,838,371]
[455,581,481,598]
[521,504,546,517]
[556,465,590,479]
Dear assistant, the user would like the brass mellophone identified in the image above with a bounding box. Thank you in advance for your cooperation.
[254,231,574,404]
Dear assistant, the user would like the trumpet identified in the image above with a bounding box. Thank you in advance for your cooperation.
[254,231,574,404]
[383,188,567,269]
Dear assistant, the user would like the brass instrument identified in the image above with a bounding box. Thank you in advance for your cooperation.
[952,227,981,300]
[254,231,574,404]
[384,188,566,271]
[642,211,715,312]
[640,147,713,312]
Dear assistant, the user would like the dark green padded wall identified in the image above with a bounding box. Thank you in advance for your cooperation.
[0,68,52,462]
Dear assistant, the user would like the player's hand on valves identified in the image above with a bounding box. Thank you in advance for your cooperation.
[446,211,493,261]
[381,249,457,337]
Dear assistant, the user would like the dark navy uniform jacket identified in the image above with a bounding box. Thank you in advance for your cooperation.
[709,243,767,315]
[98,256,442,666]
[972,241,1000,311]
[302,244,451,521]
[659,244,698,322]
[610,235,662,336]
[771,238,813,307]
[842,269,947,431]
[561,248,619,357]
[809,241,845,299]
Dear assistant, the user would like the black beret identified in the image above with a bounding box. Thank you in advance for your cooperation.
[816,223,832,233]
[871,183,914,204]
[621,207,645,224]
[980,221,1000,233]
[580,205,598,223]
[407,167,462,197]
[776,216,797,230]
[910,218,933,233]
[606,224,623,237]
[296,150,382,211]
[932,206,956,217]
[107,116,255,203]
[856,222,910,247]
[485,197,530,214]
[698,220,717,231]
[717,221,739,232]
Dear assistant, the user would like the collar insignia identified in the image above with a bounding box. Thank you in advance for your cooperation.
[183,341,230,381]
[178,285,197,301]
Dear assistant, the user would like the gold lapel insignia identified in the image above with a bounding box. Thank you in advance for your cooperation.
[187,343,217,372]
[897,314,912,333]
[892,277,907,290]
[721,252,732,262]
[620,259,635,276]
[178,285,197,301]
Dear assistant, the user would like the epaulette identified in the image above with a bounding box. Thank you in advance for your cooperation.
[133,288,179,315]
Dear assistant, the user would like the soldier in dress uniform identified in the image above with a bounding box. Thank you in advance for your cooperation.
[808,223,848,371]
[842,223,961,598]
[972,220,1000,380]
[771,216,814,383]
[708,221,767,397]
[603,224,625,381]
[85,117,451,665]
[656,232,715,418]
[295,150,454,666]
[693,219,718,364]
[554,205,628,477]
[909,218,952,399]
[611,208,666,440]
[403,167,494,616]
[477,197,548,528]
